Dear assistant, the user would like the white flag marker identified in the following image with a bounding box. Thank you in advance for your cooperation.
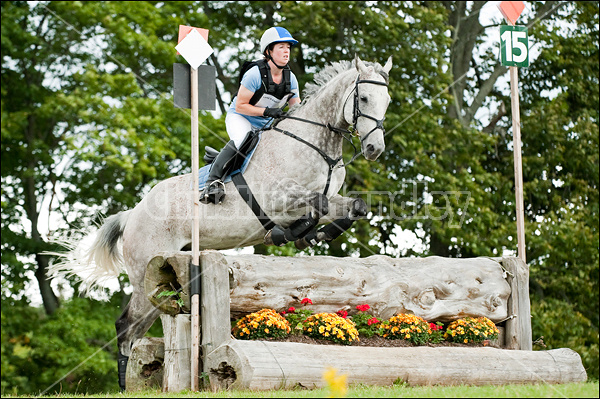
[175,28,213,70]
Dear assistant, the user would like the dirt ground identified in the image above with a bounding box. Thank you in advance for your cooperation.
[264,334,502,348]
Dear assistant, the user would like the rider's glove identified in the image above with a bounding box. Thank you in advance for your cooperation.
[263,107,286,119]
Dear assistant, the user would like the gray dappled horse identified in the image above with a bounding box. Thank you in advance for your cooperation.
[49,56,392,389]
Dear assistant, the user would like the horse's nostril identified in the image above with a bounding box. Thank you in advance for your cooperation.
[366,144,374,154]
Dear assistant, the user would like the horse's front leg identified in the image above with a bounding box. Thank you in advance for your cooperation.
[322,193,367,222]
[262,179,329,246]
[294,194,367,249]
[268,178,329,219]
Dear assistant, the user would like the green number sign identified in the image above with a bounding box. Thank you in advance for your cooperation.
[500,25,529,67]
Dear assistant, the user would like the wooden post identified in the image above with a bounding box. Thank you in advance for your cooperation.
[503,256,532,350]
[161,314,192,392]
[510,59,526,265]
[190,66,201,391]
[201,250,233,386]
[174,26,215,392]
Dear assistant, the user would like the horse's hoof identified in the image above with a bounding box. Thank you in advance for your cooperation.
[264,230,274,246]
[350,198,367,219]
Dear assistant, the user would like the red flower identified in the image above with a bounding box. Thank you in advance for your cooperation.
[300,298,313,305]
[336,310,348,318]
[288,307,296,313]
[367,317,379,326]
[356,304,370,312]
[429,322,441,331]
[280,311,286,315]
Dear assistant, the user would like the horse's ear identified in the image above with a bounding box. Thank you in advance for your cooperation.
[382,56,393,74]
[354,54,368,75]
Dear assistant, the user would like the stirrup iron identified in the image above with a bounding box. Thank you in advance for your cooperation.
[200,180,226,204]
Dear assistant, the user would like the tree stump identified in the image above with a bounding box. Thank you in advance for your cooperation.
[161,314,192,392]
[125,337,164,391]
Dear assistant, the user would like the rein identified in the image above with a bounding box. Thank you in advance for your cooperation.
[271,74,389,196]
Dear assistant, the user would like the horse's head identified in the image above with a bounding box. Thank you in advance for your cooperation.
[344,56,392,161]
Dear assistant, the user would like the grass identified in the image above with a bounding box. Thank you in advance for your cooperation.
[4,381,598,398]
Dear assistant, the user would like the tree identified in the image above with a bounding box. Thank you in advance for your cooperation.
[1,1,223,314]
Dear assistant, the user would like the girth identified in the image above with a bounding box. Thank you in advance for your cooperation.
[231,172,276,231]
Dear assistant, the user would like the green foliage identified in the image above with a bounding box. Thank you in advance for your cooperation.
[531,297,599,381]
[349,305,381,338]
[283,308,314,335]
[1,297,121,395]
[156,290,184,308]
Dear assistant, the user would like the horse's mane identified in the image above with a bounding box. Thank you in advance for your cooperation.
[296,59,388,110]
[302,60,354,100]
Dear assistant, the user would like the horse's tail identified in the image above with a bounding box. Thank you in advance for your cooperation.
[47,210,132,293]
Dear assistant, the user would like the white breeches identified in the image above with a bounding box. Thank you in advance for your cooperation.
[225,112,253,148]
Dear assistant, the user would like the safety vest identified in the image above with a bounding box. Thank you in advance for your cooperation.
[238,59,293,108]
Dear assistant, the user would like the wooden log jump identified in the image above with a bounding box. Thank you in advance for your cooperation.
[130,251,586,391]
[205,341,586,389]
[146,252,514,323]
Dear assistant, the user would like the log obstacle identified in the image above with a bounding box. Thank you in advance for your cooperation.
[131,251,586,391]
[125,337,164,391]
[146,253,514,323]
[205,341,586,389]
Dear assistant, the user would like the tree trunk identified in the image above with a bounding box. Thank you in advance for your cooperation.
[205,341,587,390]
[35,254,60,315]
[145,252,513,323]
[125,337,165,391]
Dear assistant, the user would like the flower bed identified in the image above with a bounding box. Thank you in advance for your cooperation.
[232,298,501,348]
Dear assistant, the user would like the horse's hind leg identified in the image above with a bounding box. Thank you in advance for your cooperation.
[115,290,161,391]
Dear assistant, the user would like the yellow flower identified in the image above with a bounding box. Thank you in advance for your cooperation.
[323,367,347,398]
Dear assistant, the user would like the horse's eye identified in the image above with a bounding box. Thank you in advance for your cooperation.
[360,96,368,103]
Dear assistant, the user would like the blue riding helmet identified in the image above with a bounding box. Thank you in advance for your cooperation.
[260,27,299,54]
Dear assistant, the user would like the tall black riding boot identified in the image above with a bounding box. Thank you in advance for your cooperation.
[200,140,239,204]
[117,352,129,391]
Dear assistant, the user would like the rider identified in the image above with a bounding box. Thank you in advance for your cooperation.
[200,26,302,204]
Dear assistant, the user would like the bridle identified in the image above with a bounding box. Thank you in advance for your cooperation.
[346,76,389,144]
[270,71,389,196]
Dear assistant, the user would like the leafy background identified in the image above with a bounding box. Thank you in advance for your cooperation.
[1,1,598,394]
